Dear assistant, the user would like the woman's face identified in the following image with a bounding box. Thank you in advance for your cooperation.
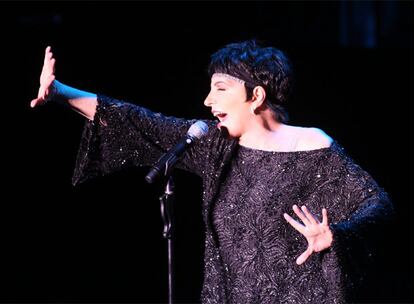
[204,74,251,138]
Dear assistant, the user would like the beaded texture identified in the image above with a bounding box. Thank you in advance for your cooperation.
[73,95,393,304]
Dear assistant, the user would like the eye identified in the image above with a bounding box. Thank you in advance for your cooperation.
[217,88,226,91]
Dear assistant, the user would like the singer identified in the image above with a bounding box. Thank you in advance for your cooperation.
[31,40,393,303]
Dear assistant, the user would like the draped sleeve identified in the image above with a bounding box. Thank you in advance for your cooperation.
[72,94,217,185]
[312,143,394,301]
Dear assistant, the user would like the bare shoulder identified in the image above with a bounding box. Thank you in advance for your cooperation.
[296,127,333,151]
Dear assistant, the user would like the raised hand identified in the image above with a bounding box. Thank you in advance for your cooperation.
[30,46,56,108]
[284,205,333,265]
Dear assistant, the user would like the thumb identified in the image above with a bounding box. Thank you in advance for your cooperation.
[30,97,45,108]
[296,247,312,265]
[30,98,39,108]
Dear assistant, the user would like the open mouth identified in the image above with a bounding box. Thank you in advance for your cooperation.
[213,111,228,122]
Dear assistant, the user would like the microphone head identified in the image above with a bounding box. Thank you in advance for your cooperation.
[187,120,209,139]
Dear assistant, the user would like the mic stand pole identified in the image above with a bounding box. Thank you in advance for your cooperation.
[159,175,175,304]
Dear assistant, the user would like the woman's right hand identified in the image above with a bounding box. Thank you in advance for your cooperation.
[30,46,56,108]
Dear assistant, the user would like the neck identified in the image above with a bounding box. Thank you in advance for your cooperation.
[238,110,285,151]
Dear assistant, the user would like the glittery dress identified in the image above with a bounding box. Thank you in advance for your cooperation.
[72,95,393,304]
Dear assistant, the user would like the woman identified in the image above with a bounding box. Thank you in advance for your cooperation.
[31,40,393,303]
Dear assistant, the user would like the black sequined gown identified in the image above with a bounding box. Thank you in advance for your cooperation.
[72,95,393,304]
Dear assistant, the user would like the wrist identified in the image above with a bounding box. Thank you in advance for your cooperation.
[45,79,59,103]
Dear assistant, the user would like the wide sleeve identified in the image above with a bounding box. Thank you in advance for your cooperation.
[312,143,394,300]
[72,94,217,185]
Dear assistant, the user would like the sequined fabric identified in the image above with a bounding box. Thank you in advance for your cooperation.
[73,95,393,304]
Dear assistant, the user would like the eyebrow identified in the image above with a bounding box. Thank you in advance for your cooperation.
[212,80,230,87]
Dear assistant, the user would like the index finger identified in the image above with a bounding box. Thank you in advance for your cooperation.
[322,208,329,226]
[284,213,305,233]
[44,46,52,63]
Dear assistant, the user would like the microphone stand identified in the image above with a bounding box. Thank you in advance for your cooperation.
[159,175,175,304]
[146,156,178,304]
[144,121,208,304]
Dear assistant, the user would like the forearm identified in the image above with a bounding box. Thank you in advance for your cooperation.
[52,80,98,120]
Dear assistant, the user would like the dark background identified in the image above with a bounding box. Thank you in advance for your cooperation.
[1,1,413,303]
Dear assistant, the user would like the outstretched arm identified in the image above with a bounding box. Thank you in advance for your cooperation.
[30,46,98,120]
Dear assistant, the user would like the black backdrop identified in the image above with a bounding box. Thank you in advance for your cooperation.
[1,2,413,303]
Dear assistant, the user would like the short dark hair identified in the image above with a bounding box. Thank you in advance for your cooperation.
[208,40,293,123]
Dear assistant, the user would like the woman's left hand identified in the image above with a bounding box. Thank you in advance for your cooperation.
[284,205,333,265]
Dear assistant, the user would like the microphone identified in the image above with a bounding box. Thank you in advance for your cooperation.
[145,120,209,184]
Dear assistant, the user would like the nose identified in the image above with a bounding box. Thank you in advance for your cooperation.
[204,92,214,107]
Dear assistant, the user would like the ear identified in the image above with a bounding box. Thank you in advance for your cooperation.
[249,86,266,109]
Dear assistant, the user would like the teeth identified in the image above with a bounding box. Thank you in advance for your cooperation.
[213,111,225,117]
